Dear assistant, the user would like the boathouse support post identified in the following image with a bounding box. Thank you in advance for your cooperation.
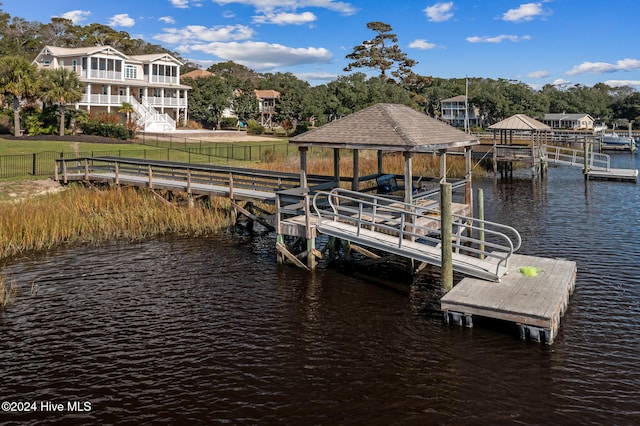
[299,147,308,188]
[377,150,384,175]
[439,149,447,183]
[352,149,360,191]
[304,190,317,270]
[333,148,340,183]
[441,182,453,293]
[404,151,414,204]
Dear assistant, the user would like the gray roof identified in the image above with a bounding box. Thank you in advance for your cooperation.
[488,114,551,131]
[543,113,593,121]
[290,103,478,152]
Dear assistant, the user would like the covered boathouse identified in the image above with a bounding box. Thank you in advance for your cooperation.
[276,103,479,272]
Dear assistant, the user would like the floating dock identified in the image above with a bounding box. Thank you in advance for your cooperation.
[441,253,576,344]
[586,167,638,182]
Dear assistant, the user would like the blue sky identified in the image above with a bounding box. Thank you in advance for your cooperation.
[4,0,640,89]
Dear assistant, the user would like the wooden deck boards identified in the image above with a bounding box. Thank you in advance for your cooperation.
[440,253,576,343]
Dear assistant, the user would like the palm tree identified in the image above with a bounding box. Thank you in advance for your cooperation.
[40,68,83,136]
[119,101,135,126]
[0,56,40,136]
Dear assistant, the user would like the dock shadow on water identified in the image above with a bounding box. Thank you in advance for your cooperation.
[1,155,640,424]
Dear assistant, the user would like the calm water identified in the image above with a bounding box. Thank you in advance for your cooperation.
[1,154,639,425]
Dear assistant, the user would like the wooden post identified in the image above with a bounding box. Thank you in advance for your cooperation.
[229,173,234,201]
[84,159,89,181]
[275,194,284,265]
[583,141,588,179]
[148,165,153,189]
[63,161,68,184]
[333,148,340,184]
[115,162,120,186]
[441,182,453,293]
[299,147,308,188]
[464,148,473,209]
[403,151,413,204]
[352,149,359,191]
[439,149,447,183]
[304,191,316,270]
[377,150,384,175]
[54,160,59,182]
[477,188,485,259]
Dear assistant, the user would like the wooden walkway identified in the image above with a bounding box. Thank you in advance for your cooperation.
[441,254,577,344]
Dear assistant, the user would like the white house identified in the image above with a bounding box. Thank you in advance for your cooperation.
[440,95,480,128]
[542,113,595,130]
[32,45,191,132]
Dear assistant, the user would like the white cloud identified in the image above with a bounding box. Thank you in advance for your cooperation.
[171,0,200,9]
[108,14,136,28]
[296,71,338,82]
[254,11,317,25]
[59,10,91,24]
[154,25,255,44]
[424,2,454,22]
[183,41,332,70]
[526,70,549,78]
[502,3,549,23]
[159,16,176,24]
[409,39,437,50]
[212,0,358,15]
[604,80,640,88]
[466,34,531,43]
[553,78,571,87]
[567,58,640,75]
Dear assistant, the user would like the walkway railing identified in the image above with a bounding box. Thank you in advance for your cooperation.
[312,188,521,280]
[545,145,610,170]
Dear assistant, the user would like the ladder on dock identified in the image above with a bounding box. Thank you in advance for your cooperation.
[312,188,521,282]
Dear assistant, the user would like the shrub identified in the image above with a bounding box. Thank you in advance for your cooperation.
[219,117,238,130]
[247,119,264,135]
[81,121,132,140]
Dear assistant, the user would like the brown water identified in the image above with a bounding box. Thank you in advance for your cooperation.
[1,154,639,425]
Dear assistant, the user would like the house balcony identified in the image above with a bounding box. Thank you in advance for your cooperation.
[83,70,123,81]
[80,94,187,108]
[148,75,179,85]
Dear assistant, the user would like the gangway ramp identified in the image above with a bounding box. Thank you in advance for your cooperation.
[312,189,521,282]
[545,145,638,182]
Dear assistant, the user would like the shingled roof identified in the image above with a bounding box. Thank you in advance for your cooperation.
[488,114,551,131]
[290,103,478,152]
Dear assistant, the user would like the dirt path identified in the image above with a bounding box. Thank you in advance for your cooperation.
[0,179,65,202]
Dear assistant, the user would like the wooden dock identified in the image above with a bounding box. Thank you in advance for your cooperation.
[586,167,638,182]
[440,253,576,344]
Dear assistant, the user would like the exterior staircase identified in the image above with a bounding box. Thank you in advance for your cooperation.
[130,97,176,132]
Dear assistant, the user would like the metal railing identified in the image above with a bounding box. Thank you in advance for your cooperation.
[312,188,521,278]
[545,145,610,170]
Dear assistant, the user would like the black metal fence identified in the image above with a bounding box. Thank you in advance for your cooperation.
[0,142,297,179]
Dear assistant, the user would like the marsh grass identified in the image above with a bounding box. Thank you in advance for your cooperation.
[0,185,233,262]
[0,275,17,308]
[259,149,479,179]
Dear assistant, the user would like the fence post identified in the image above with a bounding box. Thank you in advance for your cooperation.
[32,153,37,176]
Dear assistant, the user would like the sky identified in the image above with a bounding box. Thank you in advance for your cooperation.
[3,0,640,89]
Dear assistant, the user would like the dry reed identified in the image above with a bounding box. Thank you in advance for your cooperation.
[0,186,233,262]
[0,275,17,307]
[259,149,482,179]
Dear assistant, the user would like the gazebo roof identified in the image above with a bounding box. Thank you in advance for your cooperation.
[290,103,478,152]
[488,114,551,131]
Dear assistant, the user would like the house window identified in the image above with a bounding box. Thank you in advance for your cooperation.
[124,65,137,79]
[72,60,77,72]
[43,59,50,66]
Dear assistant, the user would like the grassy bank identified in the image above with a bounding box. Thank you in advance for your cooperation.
[0,185,233,263]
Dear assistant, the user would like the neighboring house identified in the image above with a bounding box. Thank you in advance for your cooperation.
[254,89,280,127]
[542,113,595,130]
[32,45,191,132]
[440,95,480,128]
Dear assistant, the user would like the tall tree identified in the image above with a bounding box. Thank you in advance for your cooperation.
[183,75,231,129]
[0,55,39,136]
[344,21,417,82]
[40,67,83,136]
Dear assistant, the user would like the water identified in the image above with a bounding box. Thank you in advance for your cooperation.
[1,154,639,425]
